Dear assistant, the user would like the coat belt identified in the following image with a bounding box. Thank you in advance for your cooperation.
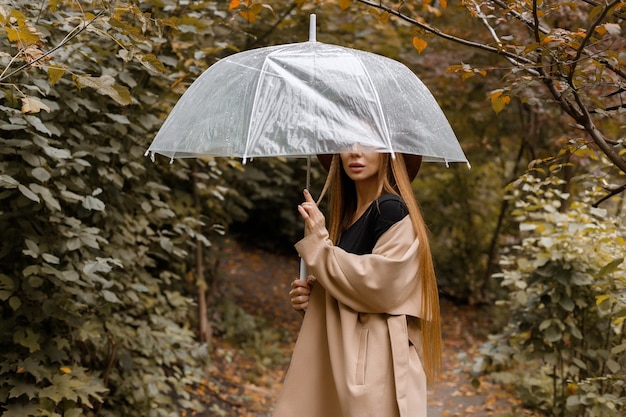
[387,314,409,417]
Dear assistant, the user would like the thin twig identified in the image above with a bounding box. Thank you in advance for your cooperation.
[490,0,550,35]
[567,0,621,86]
[593,183,626,207]
[472,2,540,76]
[355,0,536,66]
[532,0,541,42]
[0,9,106,83]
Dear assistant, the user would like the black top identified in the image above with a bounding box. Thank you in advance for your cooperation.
[337,194,408,255]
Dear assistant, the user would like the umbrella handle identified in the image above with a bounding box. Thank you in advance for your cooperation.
[299,155,312,281]
[299,258,307,281]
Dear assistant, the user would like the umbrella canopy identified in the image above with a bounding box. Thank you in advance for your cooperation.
[146,17,468,166]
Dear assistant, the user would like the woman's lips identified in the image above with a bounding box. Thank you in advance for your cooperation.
[348,163,365,172]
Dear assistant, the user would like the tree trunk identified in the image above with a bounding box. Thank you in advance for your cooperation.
[193,170,212,344]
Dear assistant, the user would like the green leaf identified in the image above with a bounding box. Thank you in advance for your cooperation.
[9,295,21,310]
[612,343,626,354]
[606,359,620,373]
[21,356,50,383]
[102,289,121,303]
[18,184,40,203]
[539,319,552,331]
[1,402,40,417]
[82,195,105,211]
[24,115,53,136]
[61,270,79,282]
[31,167,51,182]
[14,328,41,353]
[64,408,83,417]
[42,253,60,264]
[30,184,61,211]
[0,174,19,188]
[544,324,562,343]
[140,54,165,74]
[572,357,587,370]
[105,113,131,124]
[559,295,575,312]
[9,382,38,400]
[24,239,39,257]
[596,258,624,277]
[74,75,132,106]
[566,395,580,407]
[42,145,71,160]
[39,373,79,403]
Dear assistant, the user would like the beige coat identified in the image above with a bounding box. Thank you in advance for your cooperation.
[272,216,427,417]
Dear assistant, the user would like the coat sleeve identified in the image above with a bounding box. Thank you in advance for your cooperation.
[295,216,423,316]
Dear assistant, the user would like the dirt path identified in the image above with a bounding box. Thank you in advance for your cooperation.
[192,238,539,417]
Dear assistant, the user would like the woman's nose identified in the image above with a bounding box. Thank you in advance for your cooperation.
[350,142,363,155]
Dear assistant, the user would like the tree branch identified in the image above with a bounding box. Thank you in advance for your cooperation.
[490,0,550,35]
[472,2,541,76]
[0,9,106,83]
[355,0,537,66]
[247,2,298,48]
[567,0,621,86]
[593,183,626,207]
[572,88,626,174]
[532,0,542,42]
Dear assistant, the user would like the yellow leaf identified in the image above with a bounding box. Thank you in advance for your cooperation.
[567,383,579,395]
[603,23,621,37]
[338,0,352,10]
[595,294,611,305]
[239,10,256,23]
[490,91,510,114]
[594,26,607,36]
[489,90,503,100]
[541,35,563,45]
[379,11,390,24]
[21,97,51,114]
[250,4,263,14]
[60,366,72,374]
[412,37,428,53]
[140,54,165,74]
[74,75,132,106]
[48,66,66,85]
[48,0,63,12]
[5,26,41,45]
[239,4,263,23]
[10,10,27,26]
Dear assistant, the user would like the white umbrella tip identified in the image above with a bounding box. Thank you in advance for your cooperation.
[309,14,316,42]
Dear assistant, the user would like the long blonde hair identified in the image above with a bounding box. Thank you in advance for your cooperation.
[318,153,443,383]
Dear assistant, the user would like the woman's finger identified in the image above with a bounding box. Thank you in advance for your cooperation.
[303,189,315,203]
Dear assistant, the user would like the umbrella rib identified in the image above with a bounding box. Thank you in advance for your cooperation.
[354,53,395,157]
[242,51,278,163]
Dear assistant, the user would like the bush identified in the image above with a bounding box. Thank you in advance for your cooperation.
[479,163,626,416]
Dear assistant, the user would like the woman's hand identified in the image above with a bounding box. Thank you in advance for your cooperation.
[289,276,316,313]
[297,189,325,236]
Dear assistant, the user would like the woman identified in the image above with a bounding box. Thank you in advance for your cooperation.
[272,148,442,417]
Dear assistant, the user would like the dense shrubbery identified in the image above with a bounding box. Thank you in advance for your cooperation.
[0,1,238,415]
[478,156,625,416]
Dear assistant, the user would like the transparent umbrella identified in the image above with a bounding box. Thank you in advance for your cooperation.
[146,15,468,167]
[146,15,469,280]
